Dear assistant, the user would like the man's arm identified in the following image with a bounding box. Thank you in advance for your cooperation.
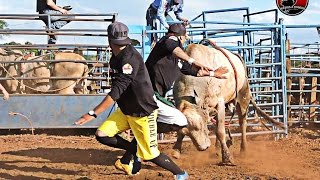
[74,73,133,125]
[172,46,212,71]
[74,57,138,125]
[0,83,9,100]
[174,3,188,25]
[173,47,228,78]
[46,0,68,14]
[74,95,114,125]
[156,0,170,29]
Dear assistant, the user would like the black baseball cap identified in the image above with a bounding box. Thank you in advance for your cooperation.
[107,22,131,45]
[168,23,186,36]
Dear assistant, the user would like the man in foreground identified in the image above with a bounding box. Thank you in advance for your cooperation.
[74,22,188,180]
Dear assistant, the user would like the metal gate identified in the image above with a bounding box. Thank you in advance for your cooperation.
[145,7,288,137]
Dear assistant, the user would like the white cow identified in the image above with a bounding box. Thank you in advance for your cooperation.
[173,42,284,165]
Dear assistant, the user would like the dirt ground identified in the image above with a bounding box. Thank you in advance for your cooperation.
[0,127,319,180]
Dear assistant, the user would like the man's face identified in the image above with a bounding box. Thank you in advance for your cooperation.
[179,35,188,46]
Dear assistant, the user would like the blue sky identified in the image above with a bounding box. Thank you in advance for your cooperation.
[0,0,319,45]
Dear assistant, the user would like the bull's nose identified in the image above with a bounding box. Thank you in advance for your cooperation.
[198,145,210,151]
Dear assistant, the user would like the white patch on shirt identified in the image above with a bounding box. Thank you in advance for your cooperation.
[178,60,183,69]
[122,63,133,74]
[169,36,178,41]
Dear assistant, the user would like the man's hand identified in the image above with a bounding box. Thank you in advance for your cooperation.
[3,91,9,100]
[214,66,229,79]
[58,8,69,14]
[181,18,189,26]
[74,114,95,125]
[197,66,229,78]
[192,61,212,72]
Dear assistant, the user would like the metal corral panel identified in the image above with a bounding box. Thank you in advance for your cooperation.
[0,95,115,129]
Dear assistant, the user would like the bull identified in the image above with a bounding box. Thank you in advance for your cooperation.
[170,42,284,165]
[2,50,90,94]
[0,48,24,94]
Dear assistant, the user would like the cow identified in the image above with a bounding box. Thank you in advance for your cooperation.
[1,49,90,94]
[50,52,90,94]
[22,51,90,94]
[22,54,51,94]
[171,42,285,165]
[0,48,24,94]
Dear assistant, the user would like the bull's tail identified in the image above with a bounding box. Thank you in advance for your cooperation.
[250,99,285,129]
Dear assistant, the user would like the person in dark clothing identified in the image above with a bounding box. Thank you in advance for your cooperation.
[146,0,188,43]
[74,22,188,180]
[117,23,228,177]
[146,23,228,97]
[37,0,73,44]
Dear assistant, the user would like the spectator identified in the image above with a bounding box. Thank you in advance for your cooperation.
[36,0,73,44]
[146,0,188,43]
[147,0,188,29]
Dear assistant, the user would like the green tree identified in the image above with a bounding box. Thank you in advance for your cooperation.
[0,20,8,39]
[0,20,7,29]
[3,41,21,45]
[25,41,32,45]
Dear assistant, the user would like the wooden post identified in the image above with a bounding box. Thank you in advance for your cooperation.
[298,77,305,121]
[309,77,317,121]
[286,39,293,126]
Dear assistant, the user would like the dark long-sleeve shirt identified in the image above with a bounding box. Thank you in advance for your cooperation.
[37,0,56,12]
[109,44,158,117]
[145,35,197,97]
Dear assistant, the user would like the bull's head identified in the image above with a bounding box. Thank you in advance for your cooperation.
[179,100,211,151]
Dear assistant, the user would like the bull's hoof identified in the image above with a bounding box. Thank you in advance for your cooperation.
[171,150,181,159]
[218,161,236,166]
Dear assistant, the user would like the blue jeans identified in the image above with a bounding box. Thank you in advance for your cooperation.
[39,9,73,44]
[39,9,72,29]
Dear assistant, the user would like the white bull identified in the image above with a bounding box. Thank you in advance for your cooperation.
[173,42,284,165]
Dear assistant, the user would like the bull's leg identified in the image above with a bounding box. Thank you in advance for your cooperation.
[216,98,234,165]
[172,128,187,159]
[236,82,251,154]
[215,136,221,157]
[157,122,186,159]
[236,102,248,154]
